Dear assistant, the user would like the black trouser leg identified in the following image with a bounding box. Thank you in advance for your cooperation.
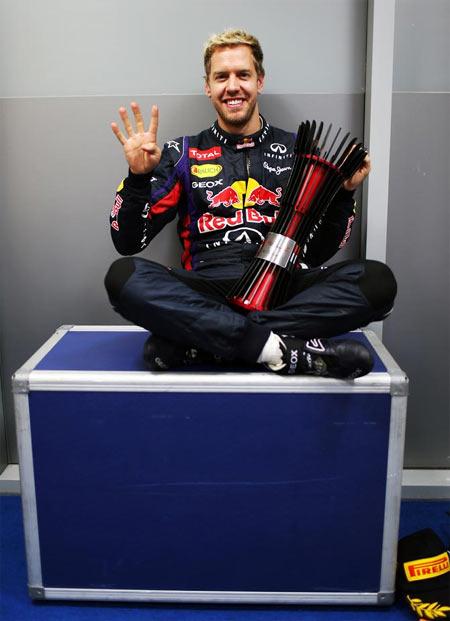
[247,260,397,339]
[104,257,270,361]
[105,257,397,361]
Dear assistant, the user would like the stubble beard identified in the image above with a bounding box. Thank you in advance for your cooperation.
[215,99,257,133]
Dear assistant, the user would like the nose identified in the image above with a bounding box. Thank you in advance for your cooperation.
[226,74,239,93]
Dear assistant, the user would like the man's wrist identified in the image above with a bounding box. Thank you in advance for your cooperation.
[336,186,355,198]
[127,169,152,189]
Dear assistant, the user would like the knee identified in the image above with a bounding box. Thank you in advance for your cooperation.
[358,260,397,313]
[104,257,136,303]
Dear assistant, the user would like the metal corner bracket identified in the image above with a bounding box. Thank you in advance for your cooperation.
[377,591,395,606]
[11,371,30,394]
[29,586,45,600]
[390,373,409,397]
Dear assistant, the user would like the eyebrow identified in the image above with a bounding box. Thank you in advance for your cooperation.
[212,69,251,78]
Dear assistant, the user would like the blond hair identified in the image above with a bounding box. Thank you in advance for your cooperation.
[203,29,265,79]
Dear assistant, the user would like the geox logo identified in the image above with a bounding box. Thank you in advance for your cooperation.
[404,552,450,582]
[288,348,299,373]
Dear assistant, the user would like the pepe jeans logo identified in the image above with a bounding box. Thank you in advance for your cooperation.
[263,161,292,175]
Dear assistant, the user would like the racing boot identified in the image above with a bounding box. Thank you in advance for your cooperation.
[267,336,373,379]
[143,335,222,371]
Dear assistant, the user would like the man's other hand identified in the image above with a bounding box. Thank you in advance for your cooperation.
[343,154,371,191]
[111,102,161,175]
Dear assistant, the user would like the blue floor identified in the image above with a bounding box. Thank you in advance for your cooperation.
[1,496,449,621]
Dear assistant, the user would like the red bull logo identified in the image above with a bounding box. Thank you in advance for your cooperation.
[206,177,282,209]
[198,208,278,233]
[247,185,282,206]
[206,186,240,208]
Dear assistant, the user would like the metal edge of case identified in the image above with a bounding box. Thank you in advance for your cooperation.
[11,328,73,592]
[37,587,382,604]
[362,330,408,595]
[363,329,408,396]
[24,326,393,394]
[70,325,146,332]
[26,370,393,394]
[11,326,73,393]
[378,391,408,594]
[14,392,43,592]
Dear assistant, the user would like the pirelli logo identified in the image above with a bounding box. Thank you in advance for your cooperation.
[404,552,450,582]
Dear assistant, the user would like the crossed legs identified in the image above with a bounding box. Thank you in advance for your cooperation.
[105,257,397,364]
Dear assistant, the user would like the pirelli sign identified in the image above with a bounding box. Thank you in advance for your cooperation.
[404,552,450,582]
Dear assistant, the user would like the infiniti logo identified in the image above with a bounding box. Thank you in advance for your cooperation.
[270,143,287,154]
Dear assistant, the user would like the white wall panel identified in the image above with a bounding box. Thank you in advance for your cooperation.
[393,0,450,92]
[0,0,367,97]
[384,0,450,467]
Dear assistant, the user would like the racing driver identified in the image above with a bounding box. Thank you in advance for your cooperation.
[105,29,397,378]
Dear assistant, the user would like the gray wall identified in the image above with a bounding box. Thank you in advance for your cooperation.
[0,0,367,463]
[383,0,450,467]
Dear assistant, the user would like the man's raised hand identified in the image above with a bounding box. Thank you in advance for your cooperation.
[343,154,371,192]
[111,102,161,175]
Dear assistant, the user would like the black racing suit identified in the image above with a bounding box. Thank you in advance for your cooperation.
[105,117,397,362]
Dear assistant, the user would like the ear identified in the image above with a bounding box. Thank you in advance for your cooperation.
[204,79,211,98]
[257,74,265,94]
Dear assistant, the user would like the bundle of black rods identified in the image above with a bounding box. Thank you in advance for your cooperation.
[228,120,368,311]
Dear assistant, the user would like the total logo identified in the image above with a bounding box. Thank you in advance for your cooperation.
[206,177,282,209]
[191,164,222,178]
[189,146,222,161]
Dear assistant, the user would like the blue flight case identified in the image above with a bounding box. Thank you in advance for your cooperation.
[13,325,408,605]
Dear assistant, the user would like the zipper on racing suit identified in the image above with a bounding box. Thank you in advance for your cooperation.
[242,149,251,205]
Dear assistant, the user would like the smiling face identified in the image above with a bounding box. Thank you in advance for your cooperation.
[204,45,264,135]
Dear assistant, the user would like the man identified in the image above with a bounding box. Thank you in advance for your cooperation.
[105,29,396,378]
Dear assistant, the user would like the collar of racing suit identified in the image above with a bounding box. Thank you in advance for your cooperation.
[209,115,271,149]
